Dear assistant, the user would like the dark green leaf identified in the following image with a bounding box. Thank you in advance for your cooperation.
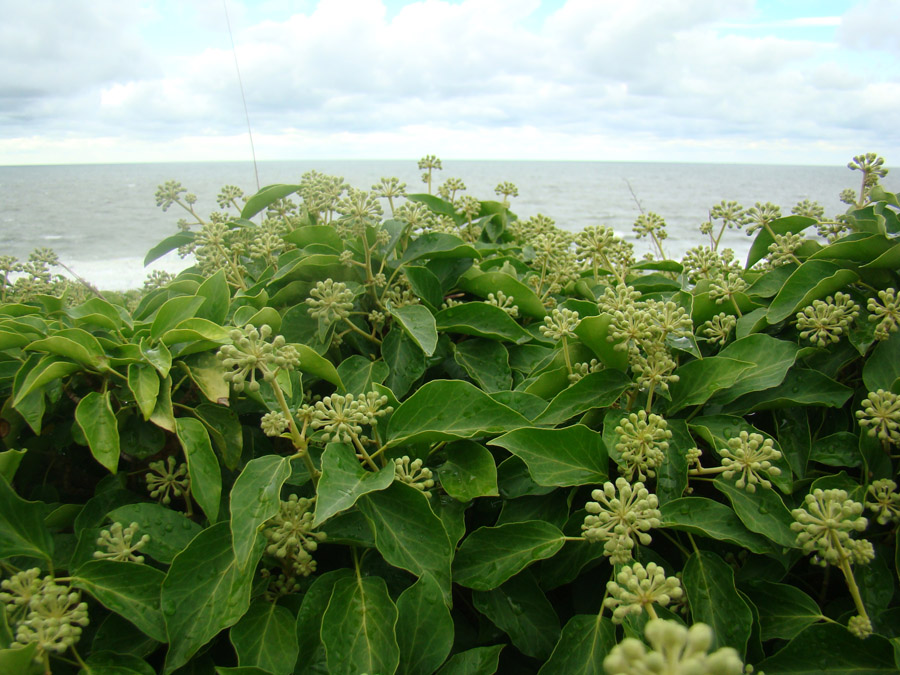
[534,370,632,425]
[660,497,778,555]
[767,261,858,324]
[436,645,504,675]
[313,443,394,526]
[128,364,160,421]
[149,296,205,340]
[714,478,797,548]
[0,644,38,672]
[758,623,897,673]
[667,357,755,413]
[472,571,560,660]
[489,425,608,487]
[382,326,426,399]
[453,520,565,590]
[194,403,243,470]
[74,560,167,643]
[745,215,816,268]
[682,550,752,655]
[229,599,298,675]
[391,304,438,357]
[358,482,454,603]
[396,573,454,675]
[404,265,444,309]
[161,522,263,674]
[75,391,120,474]
[574,315,629,371]
[385,380,529,449]
[458,269,547,319]
[321,575,400,675]
[436,441,499,501]
[230,455,292,571]
[175,418,222,523]
[863,331,900,393]
[0,474,53,562]
[711,335,800,405]
[454,339,512,392]
[435,303,534,344]
[538,614,615,675]
[724,367,853,413]
[402,232,480,263]
[337,355,389,395]
[294,569,354,674]
[747,581,824,641]
[241,184,301,219]
[144,231,195,266]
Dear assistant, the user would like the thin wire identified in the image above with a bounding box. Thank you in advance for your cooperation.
[223,0,260,191]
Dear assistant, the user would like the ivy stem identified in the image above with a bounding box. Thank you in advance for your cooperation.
[560,336,573,375]
[351,433,380,472]
[266,367,319,485]
[645,604,659,621]
[342,317,382,345]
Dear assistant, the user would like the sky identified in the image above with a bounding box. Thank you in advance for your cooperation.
[1,0,898,166]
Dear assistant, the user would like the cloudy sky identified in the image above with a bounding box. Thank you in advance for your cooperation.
[2,0,898,165]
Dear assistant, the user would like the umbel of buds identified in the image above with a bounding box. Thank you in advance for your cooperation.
[604,561,683,623]
[719,431,782,492]
[262,494,327,578]
[604,619,744,675]
[582,478,661,564]
[217,324,300,393]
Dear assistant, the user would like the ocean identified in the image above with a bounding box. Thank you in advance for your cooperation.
[0,159,890,290]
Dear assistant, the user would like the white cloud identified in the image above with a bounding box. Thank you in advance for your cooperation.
[0,0,897,164]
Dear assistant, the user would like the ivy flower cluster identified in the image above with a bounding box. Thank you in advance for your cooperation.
[94,522,151,563]
[217,324,300,393]
[0,569,90,662]
[262,494,327,578]
[311,391,393,444]
[604,619,745,675]
[614,410,672,482]
[719,431,783,492]
[795,292,859,347]
[604,561,683,623]
[145,455,191,505]
[793,490,873,565]
[582,478,661,563]
[701,312,737,346]
[393,456,436,498]
[867,287,900,340]
[856,389,900,444]
[306,278,355,324]
[866,479,900,525]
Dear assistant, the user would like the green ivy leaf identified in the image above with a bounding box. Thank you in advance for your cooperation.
[385,380,530,449]
[863,331,900,393]
[229,599,298,675]
[74,560,167,643]
[313,443,394,526]
[127,363,160,421]
[358,482,454,604]
[661,497,779,555]
[711,334,800,405]
[294,569,354,674]
[321,575,400,675]
[175,417,222,523]
[161,522,263,674]
[459,268,547,319]
[391,304,438,356]
[454,339,513,392]
[472,571,560,660]
[489,425,608,487]
[758,623,897,673]
[436,302,534,344]
[435,440,499,501]
[534,370,632,425]
[538,614,616,675]
[337,354,389,395]
[667,357,755,413]
[230,455,292,571]
[75,391,120,474]
[682,550,752,656]
[0,474,53,562]
[714,479,797,548]
[747,581,824,641]
[436,645,504,675]
[767,260,858,324]
[396,573,454,675]
[453,520,565,590]
[382,326,427,398]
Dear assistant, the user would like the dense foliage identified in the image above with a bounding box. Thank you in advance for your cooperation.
[1,153,899,674]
